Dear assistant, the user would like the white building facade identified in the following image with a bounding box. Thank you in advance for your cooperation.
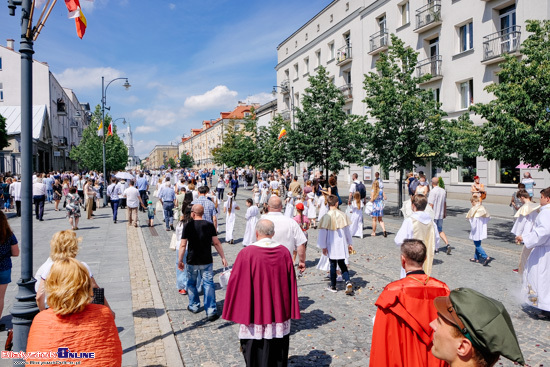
[275,0,550,197]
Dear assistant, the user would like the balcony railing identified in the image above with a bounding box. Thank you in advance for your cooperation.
[416,55,442,80]
[70,119,79,128]
[280,79,290,94]
[339,84,353,100]
[369,30,388,53]
[336,45,352,65]
[280,109,291,121]
[482,26,521,62]
[415,0,441,31]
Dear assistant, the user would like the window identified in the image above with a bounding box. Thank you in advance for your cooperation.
[330,14,333,23]
[305,33,308,41]
[432,88,440,103]
[315,50,321,68]
[400,2,410,25]
[459,79,474,109]
[285,47,288,55]
[0,83,3,101]
[344,31,351,47]
[458,155,477,183]
[293,64,299,80]
[346,2,349,11]
[378,15,387,33]
[295,40,298,48]
[304,57,309,74]
[294,92,299,108]
[328,42,335,60]
[497,158,520,184]
[344,70,352,84]
[0,57,2,70]
[317,24,320,32]
[284,69,290,80]
[459,22,473,52]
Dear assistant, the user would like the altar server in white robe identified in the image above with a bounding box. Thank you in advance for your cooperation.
[224,192,240,244]
[395,194,440,278]
[284,192,295,218]
[516,187,550,312]
[306,192,317,228]
[317,191,329,221]
[348,192,364,238]
[243,198,259,246]
[511,189,539,274]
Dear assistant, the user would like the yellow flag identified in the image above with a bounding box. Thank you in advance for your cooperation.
[97,121,104,137]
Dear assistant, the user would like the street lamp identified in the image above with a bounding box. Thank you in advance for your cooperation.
[272,84,297,176]
[101,77,130,206]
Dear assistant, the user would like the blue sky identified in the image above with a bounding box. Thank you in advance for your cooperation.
[0,0,330,157]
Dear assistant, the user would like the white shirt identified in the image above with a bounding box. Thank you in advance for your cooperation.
[32,182,46,196]
[349,180,360,195]
[10,181,22,201]
[261,212,307,254]
[123,186,141,208]
[270,180,279,190]
[428,186,446,220]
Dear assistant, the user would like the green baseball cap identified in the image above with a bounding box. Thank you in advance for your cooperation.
[434,288,525,365]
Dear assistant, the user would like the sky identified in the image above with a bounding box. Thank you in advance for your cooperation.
[0,0,331,158]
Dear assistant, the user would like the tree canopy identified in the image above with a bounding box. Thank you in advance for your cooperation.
[70,105,128,172]
[179,151,195,169]
[256,115,292,172]
[0,114,8,150]
[212,112,260,169]
[470,19,550,171]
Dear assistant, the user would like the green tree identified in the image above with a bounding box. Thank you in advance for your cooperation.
[179,151,195,168]
[362,34,478,209]
[289,66,364,180]
[165,157,177,169]
[256,115,292,172]
[70,105,128,172]
[470,20,550,170]
[0,114,8,150]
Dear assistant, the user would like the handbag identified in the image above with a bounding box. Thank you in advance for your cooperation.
[480,192,487,200]
[364,201,374,215]
[63,198,67,208]
[92,200,97,211]
[219,267,232,289]
[169,233,178,250]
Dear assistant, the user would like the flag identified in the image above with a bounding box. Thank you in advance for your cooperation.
[107,122,113,137]
[278,127,287,140]
[97,120,103,137]
[64,0,87,39]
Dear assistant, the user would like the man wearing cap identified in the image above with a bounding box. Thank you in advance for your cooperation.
[369,239,450,367]
[516,187,550,313]
[430,288,525,366]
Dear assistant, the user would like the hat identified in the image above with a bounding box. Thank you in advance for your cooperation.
[473,175,480,180]
[295,203,304,211]
[287,192,293,198]
[147,201,152,204]
[434,288,525,365]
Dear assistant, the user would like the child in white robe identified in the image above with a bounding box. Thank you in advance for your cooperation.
[252,184,260,206]
[307,192,317,228]
[284,192,295,218]
[224,192,240,244]
[243,198,259,246]
[349,192,364,238]
[511,189,539,274]
[317,192,329,221]
[467,196,492,266]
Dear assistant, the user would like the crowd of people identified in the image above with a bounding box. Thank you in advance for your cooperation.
[0,165,547,367]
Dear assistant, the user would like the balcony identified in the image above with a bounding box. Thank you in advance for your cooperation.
[369,30,389,55]
[58,137,68,147]
[336,45,352,66]
[339,83,353,102]
[414,0,441,33]
[280,109,291,121]
[482,26,521,64]
[280,79,290,94]
[416,55,442,82]
[70,119,79,128]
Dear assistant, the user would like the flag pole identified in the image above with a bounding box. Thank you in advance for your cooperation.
[33,0,57,41]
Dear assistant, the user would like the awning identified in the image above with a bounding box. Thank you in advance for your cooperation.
[0,105,48,140]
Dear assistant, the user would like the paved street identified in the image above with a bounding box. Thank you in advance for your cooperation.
[1,185,548,366]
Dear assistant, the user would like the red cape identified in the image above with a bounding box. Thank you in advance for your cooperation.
[369,274,450,367]
[222,244,301,325]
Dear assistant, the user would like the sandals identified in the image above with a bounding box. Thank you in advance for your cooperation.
[483,257,494,266]
[469,259,480,263]
[370,233,376,237]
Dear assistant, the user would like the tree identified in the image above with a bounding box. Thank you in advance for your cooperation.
[256,115,292,172]
[70,105,128,172]
[362,34,478,209]
[179,151,195,169]
[470,20,550,170]
[0,114,8,150]
[289,66,364,180]
[165,157,177,169]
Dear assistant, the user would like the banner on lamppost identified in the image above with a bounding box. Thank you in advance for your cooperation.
[363,166,372,181]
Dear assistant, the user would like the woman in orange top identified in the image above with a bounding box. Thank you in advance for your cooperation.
[26,258,122,366]
[470,175,486,202]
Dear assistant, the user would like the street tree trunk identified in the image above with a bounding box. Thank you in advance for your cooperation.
[398,169,404,216]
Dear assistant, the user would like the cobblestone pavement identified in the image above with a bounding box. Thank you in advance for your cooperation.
[139,186,549,367]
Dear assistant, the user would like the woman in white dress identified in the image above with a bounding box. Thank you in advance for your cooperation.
[252,184,260,206]
[349,192,364,238]
[284,192,295,218]
[243,199,259,246]
[307,192,317,228]
[223,192,240,244]
[317,192,329,221]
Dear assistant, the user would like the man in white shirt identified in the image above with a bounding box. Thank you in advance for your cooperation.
[32,176,47,221]
[261,196,306,273]
[9,177,22,217]
[269,177,280,196]
[348,173,361,205]
[428,177,451,255]
[375,171,384,189]
[123,180,145,227]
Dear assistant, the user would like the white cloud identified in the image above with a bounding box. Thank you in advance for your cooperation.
[55,67,124,90]
[169,3,176,10]
[135,125,159,134]
[134,139,160,158]
[183,85,238,112]
[245,92,275,106]
[132,108,179,127]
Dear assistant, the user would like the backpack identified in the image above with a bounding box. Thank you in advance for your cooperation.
[356,181,367,200]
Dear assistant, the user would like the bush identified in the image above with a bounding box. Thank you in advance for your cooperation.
[438,177,445,189]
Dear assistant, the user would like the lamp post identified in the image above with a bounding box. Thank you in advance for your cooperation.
[101,77,130,206]
[272,84,296,176]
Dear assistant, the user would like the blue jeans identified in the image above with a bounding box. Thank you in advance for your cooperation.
[474,240,488,261]
[176,249,188,291]
[186,263,216,316]
[110,199,120,221]
[46,189,53,202]
[163,202,174,229]
[329,259,350,288]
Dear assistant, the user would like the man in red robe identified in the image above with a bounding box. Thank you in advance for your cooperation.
[369,239,450,367]
[222,219,301,367]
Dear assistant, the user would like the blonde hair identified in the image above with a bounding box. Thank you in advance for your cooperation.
[188,183,195,191]
[354,191,361,208]
[50,230,81,261]
[372,180,380,200]
[45,258,93,315]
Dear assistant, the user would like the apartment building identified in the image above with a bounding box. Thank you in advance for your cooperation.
[275,0,550,196]
[0,39,88,173]
[145,145,179,170]
[178,103,260,169]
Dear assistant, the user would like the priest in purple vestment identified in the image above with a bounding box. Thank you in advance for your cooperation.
[222,219,301,367]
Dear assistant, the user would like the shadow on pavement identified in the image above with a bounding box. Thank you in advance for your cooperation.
[288,349,332,366]
[520,305,550,321]
[133,307,165,318]
[290,309,336,335]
